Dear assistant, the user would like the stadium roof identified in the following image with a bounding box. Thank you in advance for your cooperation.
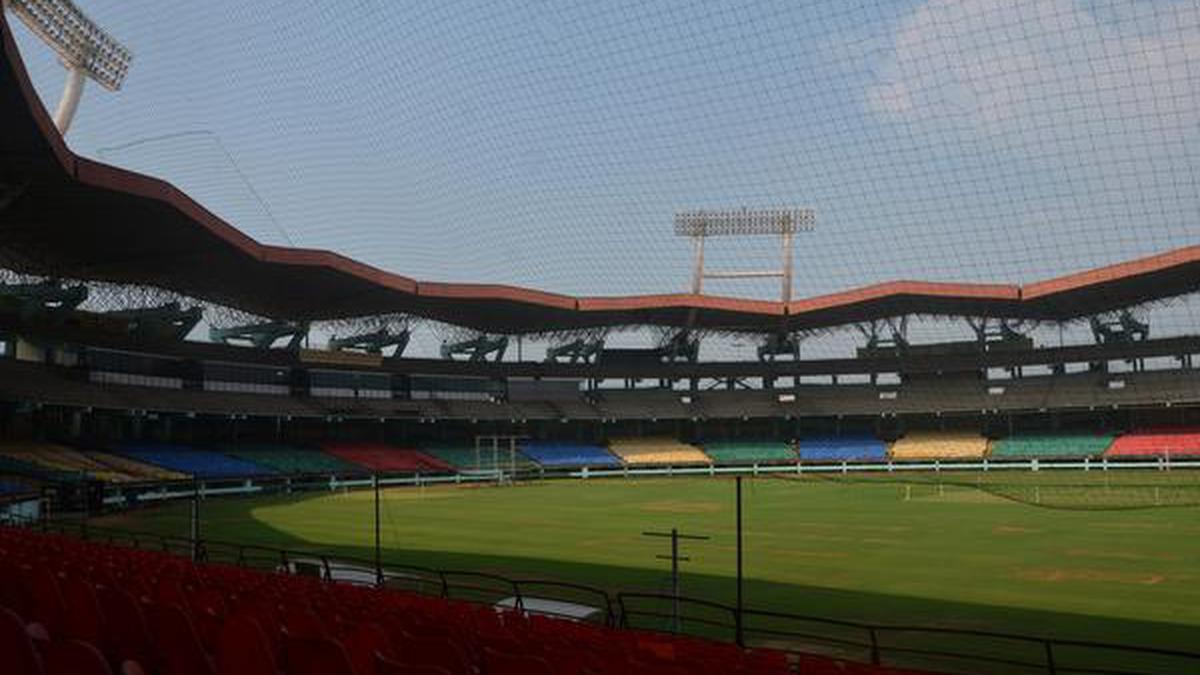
[2,10,1199,335]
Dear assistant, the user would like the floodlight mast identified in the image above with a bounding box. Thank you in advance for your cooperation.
[4,0,132,134]
[673,208,814,303]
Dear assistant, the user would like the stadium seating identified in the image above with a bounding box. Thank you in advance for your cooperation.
[701,441,796,464]
[1105,427,1200,458]
[423,445,539,472]
[0,442,138,482]
[217,444,362,475]
[110,444,273,479]
[0,454,82,484]
[608,437,711,465]
[889,431,988,461]
[518,441,622,467]
[797,434,888,462]
[321,443,452,473]
[989,434,1114,459]
[0,525,807,675]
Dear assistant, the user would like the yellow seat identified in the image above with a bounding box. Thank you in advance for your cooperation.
[608,437,711,465]
[890,431,988,460]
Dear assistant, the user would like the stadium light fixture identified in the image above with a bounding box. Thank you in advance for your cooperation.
[673,208,815,302]
[5,0,132,134]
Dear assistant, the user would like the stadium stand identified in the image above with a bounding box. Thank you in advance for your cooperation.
[889,431,989,461]
[1105,428,1200,458]
[989,434,1114,459]
[701,441,796,464]
[217,443,362,475]
[423,444,539,472]
[518,441,622,467]
[111,444,273,479]
[321,443,453,473]
[0,525,801,675]
[73,447,189,482]
[0,442,132,482]
[608,437,711,465]
[0,454,82,484]
[797,434,888,462]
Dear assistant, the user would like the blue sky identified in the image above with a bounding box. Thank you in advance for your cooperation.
[9,0,1200,348]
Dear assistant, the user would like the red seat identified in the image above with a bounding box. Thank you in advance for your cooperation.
[150,603,214,675]
[45,639,114,675]
[484,649,554,675]
[0,605,44,675]
[28,568,66,637]
[343,622,395,675]
[0,559,34,621]
[376,655,450,675]
[395,634,473,675]
[59,576,106,645]
[216,613,280,675]
[96,587,154,670]
[284,635,357,675]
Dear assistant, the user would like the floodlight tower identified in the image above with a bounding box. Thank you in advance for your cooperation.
[673,207,814,302]
[4,0,132,134]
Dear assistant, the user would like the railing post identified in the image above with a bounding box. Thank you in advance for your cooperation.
[1044,640,1057,675]
[868,627,881,665]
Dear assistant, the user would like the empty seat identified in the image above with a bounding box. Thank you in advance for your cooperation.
[0,605,43,675]
[518,441,621,467]
[45,639,114,675]
[889,431,988,460]
[798,435,887,462]
[608,438,711,465]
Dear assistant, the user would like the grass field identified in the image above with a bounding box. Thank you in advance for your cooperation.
[91,473,1200,665]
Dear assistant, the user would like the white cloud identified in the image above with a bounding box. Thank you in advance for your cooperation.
[867,0,1200,149]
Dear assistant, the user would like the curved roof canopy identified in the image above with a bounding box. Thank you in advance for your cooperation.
[2,11,1199,335]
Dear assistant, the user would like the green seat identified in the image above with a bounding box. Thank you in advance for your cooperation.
[989,434,1113,459]
[702,442,795,464]
[218,444,362,474]
[424,445,538,471]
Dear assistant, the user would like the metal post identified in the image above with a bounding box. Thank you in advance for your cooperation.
[781,227,794,303]
[691,235,705,294]
[373,473,382,586]
[671,528,680,633]
[736,476,745,647]
[190,478,200,563]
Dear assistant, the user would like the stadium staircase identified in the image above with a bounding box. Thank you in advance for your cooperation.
[111,444,274,479]
[1105,427,1200,458]
[701,441,796,464]
[989,434,1114,459]
[608,438,712,465]
[797,435,888,462]
[0,525,881,675]
[216,444,362,475]
[517,441,622,467]
[889,432,989,461]
[321,443,453,473]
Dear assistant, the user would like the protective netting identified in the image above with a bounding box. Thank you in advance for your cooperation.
[795,468,1200,510]
[6,1,1200,357]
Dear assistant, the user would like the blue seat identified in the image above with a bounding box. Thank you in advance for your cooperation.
[518,441,621,467]
[797,435,887,462]
[113,444,273,478]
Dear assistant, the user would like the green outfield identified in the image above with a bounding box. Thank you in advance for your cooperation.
[92,473,1200,658]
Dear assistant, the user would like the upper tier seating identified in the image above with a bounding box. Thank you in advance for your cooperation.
[0,454,83,483]
[218,444,362,474]
[889,431,989,460]
[989,434,1114,459]
[702,441,796,464]
[112,444,273,479]
[76,447,189,481]
[1105,427,1200,457]
[321,443,452,473]
[518,441,622,467]
[423,445,539,472]
[0,525,803,675]
[608,438,711,465]
[797,435,888,462]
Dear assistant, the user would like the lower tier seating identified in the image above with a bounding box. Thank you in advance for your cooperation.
[608,437,711,465]
[889,431,989,460]
[702,441,796,464]
[518,441,621,467]
[217,444,362,475]
[0,442,133,482]
[797,435,888,462]
[111,444,274,479]
[423,445,539,472]
[989,434,1114,459]
[0,525,801,675]
[1105,427,1200,457]
[321,443,452,473]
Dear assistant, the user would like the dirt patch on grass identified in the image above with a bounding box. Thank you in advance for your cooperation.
[1065,549,1180,562]
[993,525,1042,535]
[1016,568,1168,585]
[639,500,722,514]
